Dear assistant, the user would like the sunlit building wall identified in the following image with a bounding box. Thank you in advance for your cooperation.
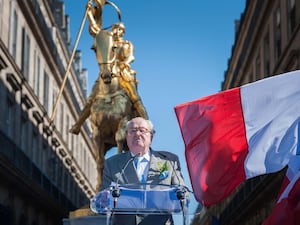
[0,0,97,224]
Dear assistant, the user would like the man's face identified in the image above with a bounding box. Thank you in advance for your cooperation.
[126,117,153,155]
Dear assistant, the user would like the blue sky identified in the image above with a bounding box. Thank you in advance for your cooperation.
[63,0,246,219]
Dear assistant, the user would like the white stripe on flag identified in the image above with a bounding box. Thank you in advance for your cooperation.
[241,70,300,178]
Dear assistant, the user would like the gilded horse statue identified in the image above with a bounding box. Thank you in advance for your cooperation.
[70,2,148,191]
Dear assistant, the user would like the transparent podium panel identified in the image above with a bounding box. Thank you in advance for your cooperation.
[90,184,189,215]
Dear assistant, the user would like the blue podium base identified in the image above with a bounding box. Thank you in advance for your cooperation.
[63,215,108,225]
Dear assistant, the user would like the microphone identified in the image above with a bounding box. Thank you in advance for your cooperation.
[113,153,141,199]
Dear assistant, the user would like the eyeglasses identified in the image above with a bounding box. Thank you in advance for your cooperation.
[127,127,152,135]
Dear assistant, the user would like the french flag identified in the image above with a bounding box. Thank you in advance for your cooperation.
[262,155,300,225]
[174,70,300,206]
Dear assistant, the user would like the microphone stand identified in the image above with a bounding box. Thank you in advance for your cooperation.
[176,186,187,225]
[108,186,120,225]
[109,153,140,225]
[157,151,189,225]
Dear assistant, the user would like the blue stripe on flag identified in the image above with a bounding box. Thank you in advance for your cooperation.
[298,120,300,155]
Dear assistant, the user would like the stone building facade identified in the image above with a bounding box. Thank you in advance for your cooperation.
[0,0,97,224]
[192,0,300,224]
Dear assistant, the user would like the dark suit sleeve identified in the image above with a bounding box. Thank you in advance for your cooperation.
[100,160,111,191]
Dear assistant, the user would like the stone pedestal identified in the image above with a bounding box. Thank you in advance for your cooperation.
[63,215,107,225]
[69,206,96,218]
[63,206,107,225]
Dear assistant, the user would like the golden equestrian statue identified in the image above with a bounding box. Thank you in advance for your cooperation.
[70,0,148,191]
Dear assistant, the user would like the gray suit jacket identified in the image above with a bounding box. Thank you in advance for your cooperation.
[100,149,187,225]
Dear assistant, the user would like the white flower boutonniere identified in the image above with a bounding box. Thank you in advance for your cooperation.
[157,161,169,180]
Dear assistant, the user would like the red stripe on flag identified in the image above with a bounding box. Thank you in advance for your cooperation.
[175,87,248,206]
[262,172,300,225]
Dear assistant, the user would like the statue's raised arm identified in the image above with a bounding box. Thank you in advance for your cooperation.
[86,0,105,36]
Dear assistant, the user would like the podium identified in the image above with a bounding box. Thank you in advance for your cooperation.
[64,184,189,225]
[91,184,187,214]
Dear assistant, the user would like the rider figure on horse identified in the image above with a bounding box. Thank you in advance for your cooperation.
[70,0,148,134]
[110,22,148,119]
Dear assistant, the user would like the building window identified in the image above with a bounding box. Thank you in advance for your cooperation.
[57,161,63,188]
[83,150,87,173]
[274,6,281,61]
[288,0,296,36]
[34,52,41,99]
[9,6,18,59]
[21,28,30,80]
[20,115,29,153]
[31,129,42,166]
[70,179,75,202]
[0,0,2,34]
[64,171,69,194]
[60,103,64,136]
[71,134,75,153]
[263,33,270,76]
[41,142,48,173]
[48,152,57,182]
[88,156,93,179]
[74,135,78,153]
[76,142,82,163]
[52,87,58,124]
[66,115,69,146]
[6,96,16,140]
[43,71,49,112]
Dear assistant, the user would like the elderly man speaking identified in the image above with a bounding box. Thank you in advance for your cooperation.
[100,117,188,225]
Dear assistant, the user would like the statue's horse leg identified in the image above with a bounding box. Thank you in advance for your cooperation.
[115,118,129,153]
[92,126,105,192]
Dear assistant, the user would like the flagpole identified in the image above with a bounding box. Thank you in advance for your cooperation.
[50,1,91,125]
